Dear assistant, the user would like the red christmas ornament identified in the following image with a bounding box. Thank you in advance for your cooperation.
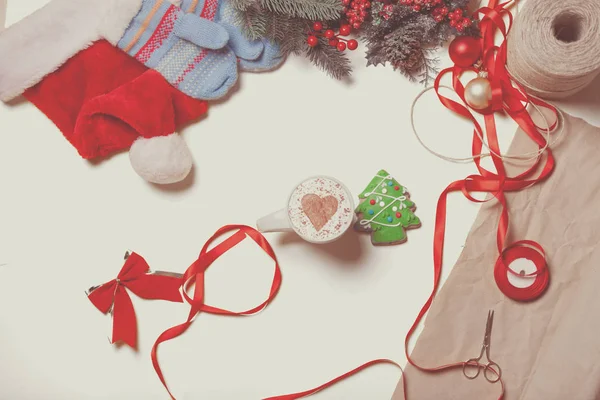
[449,36,481,67]
[370,199,376,205]
[307,35,319,47]
[337,41,347,51]
[325,29,335,39]
[394,185,400,191]
[313,21,323,31]
[339,24,351,36]
[396,212,402,218]
[347,39,358,50]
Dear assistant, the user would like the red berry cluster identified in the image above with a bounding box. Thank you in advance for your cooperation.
[447,8,472,31]
[342,0,371,30]
[399,0,443,12]
[398,0,474,31]
[431,6,472,30]
[307,22,359,52]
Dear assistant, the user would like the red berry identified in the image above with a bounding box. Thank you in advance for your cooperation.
[353,22,361,29]
[396,212,402,218]
[324,29,335,39]
[313,22,323,31]
[394,185,400,191]
[370,199,376,205]
[455,8,463,17]
[413,4,421,11]
[342,0,350,5]
[384,4,393,12]
[450,19,457,27]
[339,24,351,36]
[329,38,339,47]
[364,1,371,7]
[347,39,358,50]
[307,35,319,47]
[461,17,471,27]
[337,41,347,51]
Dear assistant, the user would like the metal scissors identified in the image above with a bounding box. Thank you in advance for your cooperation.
[462,310,502,383]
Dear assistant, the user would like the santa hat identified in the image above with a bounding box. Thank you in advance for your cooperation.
[0,0,208,184]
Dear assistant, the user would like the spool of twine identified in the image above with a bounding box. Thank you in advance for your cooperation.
[507,0,600,99]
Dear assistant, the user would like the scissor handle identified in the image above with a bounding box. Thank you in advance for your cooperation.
[463,358,481,380]
[483,361,502,383]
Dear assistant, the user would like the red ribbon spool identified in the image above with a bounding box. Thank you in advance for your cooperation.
[494,240,549,302]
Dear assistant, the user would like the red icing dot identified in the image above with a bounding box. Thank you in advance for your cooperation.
[396,212,402,218]
[394,186,400,191]
[370,199,376,205]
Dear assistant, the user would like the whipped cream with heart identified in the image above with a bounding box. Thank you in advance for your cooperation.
[287,176,354,243]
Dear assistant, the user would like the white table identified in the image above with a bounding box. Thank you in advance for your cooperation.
[1,2,599,398]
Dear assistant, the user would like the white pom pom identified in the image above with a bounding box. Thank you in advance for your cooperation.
[129,133,193,184]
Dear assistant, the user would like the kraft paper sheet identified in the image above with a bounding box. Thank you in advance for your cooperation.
[392,113,600,400]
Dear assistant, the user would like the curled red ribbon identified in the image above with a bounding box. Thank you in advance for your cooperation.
[268,1,559,399]
[150,225,283,399]
[87,252,184,348]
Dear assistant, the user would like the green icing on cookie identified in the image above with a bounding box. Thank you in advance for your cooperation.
[354,169,421,245]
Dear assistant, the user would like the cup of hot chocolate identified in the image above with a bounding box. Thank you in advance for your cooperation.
[257,176,355,244]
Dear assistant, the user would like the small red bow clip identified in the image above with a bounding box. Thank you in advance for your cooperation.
[87,252,183,348]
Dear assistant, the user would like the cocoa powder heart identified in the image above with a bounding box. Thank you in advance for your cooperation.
[301,194,339,231]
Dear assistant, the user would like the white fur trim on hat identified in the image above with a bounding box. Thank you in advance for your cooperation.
[0,0,142,102]
[129,133,193,185]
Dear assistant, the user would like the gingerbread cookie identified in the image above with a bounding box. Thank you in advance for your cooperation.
[354,169,421,245]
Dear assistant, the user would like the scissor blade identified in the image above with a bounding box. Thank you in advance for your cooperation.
[485,310,494,342]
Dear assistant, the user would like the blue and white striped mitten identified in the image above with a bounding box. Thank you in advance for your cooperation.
[118,0,239,100]
[181,0,285,72]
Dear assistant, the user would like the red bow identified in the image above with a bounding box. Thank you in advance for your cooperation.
[87,252,183,348]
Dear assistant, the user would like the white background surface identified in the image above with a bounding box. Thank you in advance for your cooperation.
[1,1,600,399]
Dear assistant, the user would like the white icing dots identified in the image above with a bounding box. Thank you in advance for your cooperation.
[379,201,385,207]
[382,188,388,194]
[393,206,398,212]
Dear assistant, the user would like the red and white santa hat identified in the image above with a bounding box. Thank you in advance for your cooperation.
[0,0,207,185]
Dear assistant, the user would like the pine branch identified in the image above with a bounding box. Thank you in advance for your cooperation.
[278,18,310,55]
[266,14,296,44]
[229,0,256,11]
[303,38,351,80]
[259,0,343,21]
[235,6,268,39]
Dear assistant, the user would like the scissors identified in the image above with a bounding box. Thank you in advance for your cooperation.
[462,310,502,383]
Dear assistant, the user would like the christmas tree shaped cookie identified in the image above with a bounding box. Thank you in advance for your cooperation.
[354,169,421,245]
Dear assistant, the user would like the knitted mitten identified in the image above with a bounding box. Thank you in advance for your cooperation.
[118,0,238,100]
[181,0,285,72]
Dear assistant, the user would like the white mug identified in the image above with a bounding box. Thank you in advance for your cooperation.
[257,175,356,244]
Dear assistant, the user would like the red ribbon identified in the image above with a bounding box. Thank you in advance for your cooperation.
[268,1,559,399]
[150,225,283,400]
[87,252,184,348]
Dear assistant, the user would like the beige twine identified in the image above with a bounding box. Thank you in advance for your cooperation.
[507,0,600,100]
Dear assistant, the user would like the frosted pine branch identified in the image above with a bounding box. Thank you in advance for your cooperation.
[260,0,343,21]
